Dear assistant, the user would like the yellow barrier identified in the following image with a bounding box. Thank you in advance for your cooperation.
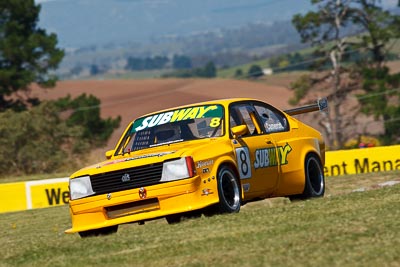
[0,182,27,213]
[324,145,400,177]
[25,178,69,209]
[0,178,68,213]
[0,144,399,214]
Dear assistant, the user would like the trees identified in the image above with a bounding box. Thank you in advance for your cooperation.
[269,52,311,72]
[292,0,357,150]
[172,55,192,69]
[197,62,216,78]
[351,0,400,144]
[162,61,217,78]
[54,94,121,147]
[291,0,400,149]
[0,94,122,176]
[247,65,263,78]
[0,102,89,175]
[234,69,243,78]
[125,56,168,71]
[358,66,400,144]
[0,0,64,111]
[0,1,123,176]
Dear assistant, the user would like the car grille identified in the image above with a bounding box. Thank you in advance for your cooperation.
[90,162,164,196]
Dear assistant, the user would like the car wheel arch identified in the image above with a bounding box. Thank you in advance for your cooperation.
[290,151,325,201]
[216,160,242,189]
[304,152,325,196]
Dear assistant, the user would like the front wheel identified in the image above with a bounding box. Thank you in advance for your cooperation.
[165,214,181,224]
[165,211,202,224]
[214,166,241,213]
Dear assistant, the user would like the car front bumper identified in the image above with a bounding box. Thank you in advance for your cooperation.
[65,175,218,233]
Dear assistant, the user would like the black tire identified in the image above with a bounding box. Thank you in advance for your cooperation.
[165,210,201,224]
[78,225,118,238]
[290,154,325,200]
[165,214,182,224]
[214,166,241,213]
[166,211,202,224]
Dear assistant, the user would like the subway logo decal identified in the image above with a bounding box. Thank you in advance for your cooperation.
[133,105,222,132]
[254,143,292,169]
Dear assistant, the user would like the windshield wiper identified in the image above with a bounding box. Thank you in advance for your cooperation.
[149,139,184,147]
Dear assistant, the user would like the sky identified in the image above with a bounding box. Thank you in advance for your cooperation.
[34,0,399,8]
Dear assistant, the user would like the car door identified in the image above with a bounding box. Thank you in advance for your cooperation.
[229,102,280,200]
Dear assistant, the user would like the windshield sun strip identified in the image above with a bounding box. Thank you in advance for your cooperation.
[115,104,224,154]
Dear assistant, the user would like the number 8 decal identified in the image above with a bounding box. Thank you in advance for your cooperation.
[235,147,251,179]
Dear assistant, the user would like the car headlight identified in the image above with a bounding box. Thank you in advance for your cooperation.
[69,176,95,200]
[160,157,195,182]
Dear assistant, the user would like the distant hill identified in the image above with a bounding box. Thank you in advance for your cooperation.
[36,0,399,79]
[37,0,313,49]
[57,19,306,79]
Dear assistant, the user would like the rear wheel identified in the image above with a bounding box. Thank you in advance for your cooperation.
[290,154,325,200]
[78,225,118,238]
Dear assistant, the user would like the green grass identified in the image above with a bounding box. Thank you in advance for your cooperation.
[218,58,271,78]
[0,172,399,267]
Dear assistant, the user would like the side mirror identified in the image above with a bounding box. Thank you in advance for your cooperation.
[231,125,249,139]
[105,150,115,160]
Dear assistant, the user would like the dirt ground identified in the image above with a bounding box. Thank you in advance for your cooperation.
[32,78,293,157]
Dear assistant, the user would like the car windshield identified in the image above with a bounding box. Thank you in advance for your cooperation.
[116,104,224,154]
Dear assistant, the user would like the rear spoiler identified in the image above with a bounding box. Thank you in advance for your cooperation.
[284,98,328,116]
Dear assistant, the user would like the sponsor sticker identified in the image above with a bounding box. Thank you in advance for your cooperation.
[324,144,400,176]
[254,143,292,169]
[132,105,222,132]
[196,159,214,169]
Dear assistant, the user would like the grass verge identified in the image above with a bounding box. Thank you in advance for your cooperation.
[0,171,399,267]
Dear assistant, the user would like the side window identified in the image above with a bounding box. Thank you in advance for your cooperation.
[229,104,261,135]
[254,104,288,133]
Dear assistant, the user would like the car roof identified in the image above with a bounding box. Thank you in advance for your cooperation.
[137,97,262,118]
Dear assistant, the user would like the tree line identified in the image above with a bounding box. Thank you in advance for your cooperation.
[0,0,120,176]
[290,0,400,149]
[125,55,192,71]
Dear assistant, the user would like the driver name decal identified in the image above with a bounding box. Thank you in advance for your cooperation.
[254,143,292,169]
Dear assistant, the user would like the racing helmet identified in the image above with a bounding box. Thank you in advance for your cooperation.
[154,123,181,143]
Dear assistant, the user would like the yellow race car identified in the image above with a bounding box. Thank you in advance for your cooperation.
[66,98,327,237]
